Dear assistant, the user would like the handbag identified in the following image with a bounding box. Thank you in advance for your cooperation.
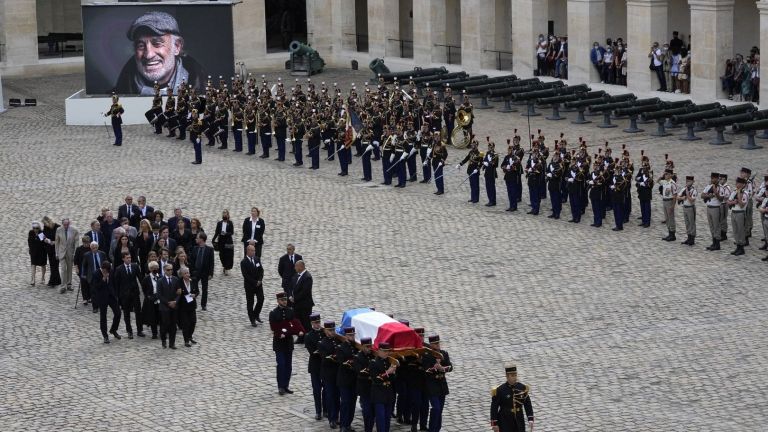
[649,57,655,71]
[212,240,220,252]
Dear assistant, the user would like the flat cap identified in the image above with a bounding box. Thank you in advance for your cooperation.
[127,11,180,41]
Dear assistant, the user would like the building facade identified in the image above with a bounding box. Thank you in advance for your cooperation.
[0,0,766,103]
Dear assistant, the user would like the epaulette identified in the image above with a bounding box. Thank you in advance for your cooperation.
[490,386,497,397]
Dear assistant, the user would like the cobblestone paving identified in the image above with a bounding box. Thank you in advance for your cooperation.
[1,70,767,431]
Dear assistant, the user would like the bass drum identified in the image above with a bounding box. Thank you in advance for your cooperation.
[451,127,470,149]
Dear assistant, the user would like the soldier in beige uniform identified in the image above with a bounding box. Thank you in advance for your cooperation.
[718,174,732,241]
[661,169,678,241]
[677,175,697,246]
[740,167,755,246]
[756,175,768,253]
[702,172,723,251]
[728,177,749,256]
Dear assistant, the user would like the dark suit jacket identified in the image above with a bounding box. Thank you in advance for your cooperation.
[82,250,108,285]
[118,203,141,227]
[113,262,142,303]
[241,217,265,245]
[100,220,119,248]
[87,229,108,252]
[157,275,180,312]
[167,216,191,233]
[190,245,215,278]
[176,278,199,310]
[291,270,314,309]
[134,232,156,263]
[137,205,155,220]
[212,220,234,246]
[91,272,118,307]
[240,256,264,289]
[278,253,303,289]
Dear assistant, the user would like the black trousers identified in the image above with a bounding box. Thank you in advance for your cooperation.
[120,295,143,334]
[99,299,121,339]
[80,278,91,301]
[161,309,178,347]
[193,277,210,308]
[180,308,197,342]
[295,306,312,338]
[245,283,264,323]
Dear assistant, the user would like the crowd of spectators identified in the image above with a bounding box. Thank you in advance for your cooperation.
[535,34,568,79]
[722,46,760,103]
[591,38,628,86]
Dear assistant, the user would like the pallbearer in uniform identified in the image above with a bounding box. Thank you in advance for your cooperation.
[268,292,305,395]
[432,135,448,195]
[370,342,397,432]
[319,321,341,429]
[106,93,125,146]
[728,177,749,256]
[304,312,325,420]
[457,140,482,204]
[355,337,375,432]
[703,173,723,251]
[661,169,678,241]
[490,363,535,432]
[336,327,358,432]
[719,174,732,241]
[677,176,698,245]
[423,334,452,432]
[482,140,499,207]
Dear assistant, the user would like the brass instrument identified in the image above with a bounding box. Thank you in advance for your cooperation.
[456,108,472,127]
[451,127,470,149]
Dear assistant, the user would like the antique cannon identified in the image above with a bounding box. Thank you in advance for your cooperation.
[564,94,634,125]
[410,71,468,85]
[466,78,541,109]
[289,41,326,76]
[711,110,768,148]
[422,74,489,89]
[507,83,584,117]
[442,75,519,92]
[537,90,605,121]
[375,66,448,83]
[369,58,391,77]
[670,103,754,141]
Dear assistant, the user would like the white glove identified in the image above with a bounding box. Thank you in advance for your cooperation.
[390,154,396,163]
[364,144,373,154]
[324,139,330,144]
[546,173,552,178]
[400,153,408,160]
[588,180,594,185]
[483,162,489,167]
[567,178,574,183]
[373,140,380,147]
[471,169,478,175]
[422,161,429,167]
[455,164,461,170]
[426,148,432,158]
[610,185,615,190]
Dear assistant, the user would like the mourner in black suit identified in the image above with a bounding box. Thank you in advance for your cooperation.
[136,195,154,221]
[73,236,91,304]
[278,244,303,291]
[157,264,180,349]
[113,253,144,338]
[241,207,266,258]
[87,221,108,253]
[170,221,194,254]
[290,260,314,343]
[91,261,121,343]
[190,232,215,310]
[118,195,141,228]
[167,208,191,233]
[141,262,162,339]
[82,243,109,312]
[176,268,199,347]
[212,210,235,273]
[240,244,264,326]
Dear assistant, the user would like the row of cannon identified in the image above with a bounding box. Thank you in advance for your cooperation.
[368,62,766,150]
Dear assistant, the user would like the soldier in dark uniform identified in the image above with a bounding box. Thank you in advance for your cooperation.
[525,145,543,215]
[502,140,522,211]
[393,129,408,188]
[588,160,606,227]
[404,327,427,432]
[354,337,375,432]
[318,321,341,428]
[163,89,177,138]
[336,327,358,432]
[418,124,432,183]
[274,100,288,161]
[307,115,322,169]
[231,101,244,152]
[565,157,583,223]
[431,133,448,195]
[370,342,397,432]
[545,150,564,219]
[422,334,452,432]
[482,140,499,207]
[304,312,325,420]
[268,292,305,395]
[245,105,257,155]
[189,110,203,165]
[146,84,163,134]
[360,122,374,181]
[214,101,229,149]
[381,126,395,185]
[610,165,628,231]
[635,152,654,227]
[405,123,419,182]
[175,97,189,140]
[457,140,482,204]
[105,94,125,146]
[203,102,216,147]
[490,363,535,432]
[258,104,272,158]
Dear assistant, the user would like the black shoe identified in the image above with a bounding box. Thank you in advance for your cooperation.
[201,306,206,311]
[259,154,269,158]
[128,333,134,340]
[278,388,286,396]
[110,331,121,340]
[314,414,322,420]
[103,338,110,344]
[745,238,750,246]
[246,152,255,155]
[721,232,728,240]
[255,317,263,323]
[409,177,418,182]
[137,332,146,338]
[191,161,201,165]
[162,340,167,348]
[612,227,623,231]
[170,345,177,350]
[250,321,258,327]
[419,179,428,184]
[283,388,294,394]
[152,334,158,340]
[190,339,198,345]
[434,191,444,195]
[759,243,768,251]
[329,421,338,429]
[568,219,576,223]
[233,149,242,152]
[184,342,192,348]
[92,308,98,314]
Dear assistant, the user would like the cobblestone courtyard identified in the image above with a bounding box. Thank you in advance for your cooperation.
[1,70,767,431]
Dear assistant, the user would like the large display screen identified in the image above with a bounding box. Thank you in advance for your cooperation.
[82,3,234,95]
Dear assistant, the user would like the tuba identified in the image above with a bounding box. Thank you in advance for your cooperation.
[451,127,470,149]
[456,108,472,128]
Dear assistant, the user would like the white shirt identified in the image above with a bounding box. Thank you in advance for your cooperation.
[678,185,697,207]
[250,218,260,241]
[730,188,749,210]
[220,221,228,233]
[661,179,677,198]
[704,184,721,206]
[653,48,663,67]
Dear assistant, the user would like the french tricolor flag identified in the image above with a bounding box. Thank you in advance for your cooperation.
[338,308,423,350]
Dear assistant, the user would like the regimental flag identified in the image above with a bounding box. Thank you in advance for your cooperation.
[338,308,423,350]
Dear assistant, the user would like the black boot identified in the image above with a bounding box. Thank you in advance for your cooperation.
[731,245,745,256]
[663,232,676,241]
[712,239,721,250]
[681,235,691,245]
[688,235,695,246]
[706,239,715,250]
[745,237,750,246]
[721,231,728,240]
[759,242,768,251]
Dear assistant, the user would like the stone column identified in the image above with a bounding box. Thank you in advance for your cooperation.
[0,73,5,113]
[412,0,446,64]
[567,0,606,84]
[368,0,399,58]
[308,0,334,56]
[511,0,548,76]
[626,0,668,92]
[758,0,768,108]
[460,0,495,72]
[2,0,39,67]
[688,0,734,100]
[233,0,266,68]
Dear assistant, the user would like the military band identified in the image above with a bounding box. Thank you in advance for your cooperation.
[106,93,125,146]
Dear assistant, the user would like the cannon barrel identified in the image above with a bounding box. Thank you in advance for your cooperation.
[564,95,610,109]
[588,98,643,113]
[537,90,604,105]
[377,67,448,82]
[671,107,725,125]
[411,71,468,85]
[290,41,318,56]
[641,106,691,121]
[615,103,663,117]
[444,75,520,90]
[369,58,391,76]
[465,79,538,95]
[488,81,563,97]
[732,118,768,132]
[722,103,757,116]
[423,74,489,88]
[702,112,755,128]
[513,84,590,102]
[425,74,513,88]
[691,102,722,112]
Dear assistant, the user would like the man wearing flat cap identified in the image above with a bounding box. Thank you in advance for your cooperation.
[114,11,206,95]
[490,363,535,432]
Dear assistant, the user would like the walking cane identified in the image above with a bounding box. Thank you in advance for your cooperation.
[74,277,81,309]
